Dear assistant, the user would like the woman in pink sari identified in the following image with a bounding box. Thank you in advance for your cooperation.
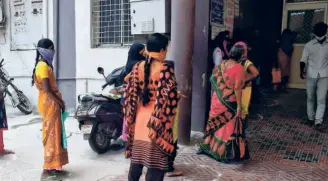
[198,44,250,162]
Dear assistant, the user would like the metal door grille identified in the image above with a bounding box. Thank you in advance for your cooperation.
[287,9,325,43]
[287,0,326,3]
[91,0,134,47]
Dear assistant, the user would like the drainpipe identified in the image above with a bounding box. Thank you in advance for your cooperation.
[53,0,59,78]
[42,0,48,38]
[171,0,195,145]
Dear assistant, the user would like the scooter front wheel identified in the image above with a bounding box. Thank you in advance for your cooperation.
[88,130,111,154]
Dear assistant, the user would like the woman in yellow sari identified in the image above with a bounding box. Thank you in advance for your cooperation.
[235,42,259,135]
[32,38,68,180]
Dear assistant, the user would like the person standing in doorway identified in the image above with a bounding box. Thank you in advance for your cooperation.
[300,22,328,131]
[123,33,179,181]
[32,38,69,180]
[277,29,296,92]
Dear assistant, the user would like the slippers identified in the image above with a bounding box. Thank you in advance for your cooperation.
[40,176,62,181]
[0,149,14,156]
[49,170,68,176]
[165,169,184,177]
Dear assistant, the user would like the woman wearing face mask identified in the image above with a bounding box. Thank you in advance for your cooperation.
[123,33,180,181]
[32,38,68,180]
[197,44,249,163]
[212,31,232,66]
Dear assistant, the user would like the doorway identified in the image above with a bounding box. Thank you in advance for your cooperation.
[283,2,328,89]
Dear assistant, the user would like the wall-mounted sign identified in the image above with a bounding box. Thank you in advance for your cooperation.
[224,0,234,32]
[10,0,44,50]
[210,0,224,25]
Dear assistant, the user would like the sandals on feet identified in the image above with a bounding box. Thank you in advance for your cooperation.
[165,169,184,177]
[40,170,62,181]
[0,149,14,156]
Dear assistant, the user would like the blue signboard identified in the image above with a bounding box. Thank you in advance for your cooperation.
[211,0,224,25]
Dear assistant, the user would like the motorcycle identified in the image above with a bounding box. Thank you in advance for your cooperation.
[0,59,33,115]
[74,66,125,154]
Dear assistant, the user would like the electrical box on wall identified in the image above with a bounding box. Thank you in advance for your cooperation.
[130,0,171,34]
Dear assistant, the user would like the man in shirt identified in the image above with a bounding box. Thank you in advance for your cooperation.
[300,22,328,131]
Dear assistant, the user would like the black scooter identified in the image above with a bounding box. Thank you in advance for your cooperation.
[75,66,125,154]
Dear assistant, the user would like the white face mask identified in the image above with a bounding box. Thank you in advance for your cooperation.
[315,35,326,41]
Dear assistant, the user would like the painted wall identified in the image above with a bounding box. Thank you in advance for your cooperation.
[75,1,129,102]
[0,0,54,110]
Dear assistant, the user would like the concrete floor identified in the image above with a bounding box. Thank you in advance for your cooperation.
[2,89,328,181]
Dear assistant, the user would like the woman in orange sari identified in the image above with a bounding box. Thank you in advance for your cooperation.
[32,38,68,180]
[123,33,179,181]
[197,44,250,162]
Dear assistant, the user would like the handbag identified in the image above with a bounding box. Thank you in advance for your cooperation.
[272,67,281,84]
[61,109,69,149]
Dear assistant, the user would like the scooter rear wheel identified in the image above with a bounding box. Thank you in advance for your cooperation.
[88,130,111,154]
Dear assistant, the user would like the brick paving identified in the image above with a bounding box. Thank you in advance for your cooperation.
[110,90,328,181]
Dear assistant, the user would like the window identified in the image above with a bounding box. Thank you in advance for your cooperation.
[91,0,134,47]
[287,0,326,3]
[287,9,325,44]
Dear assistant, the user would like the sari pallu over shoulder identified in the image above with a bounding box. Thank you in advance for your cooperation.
[204,64,237,136]
[200,63,249,162]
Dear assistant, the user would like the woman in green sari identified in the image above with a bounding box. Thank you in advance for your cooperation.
[197,44,250,162]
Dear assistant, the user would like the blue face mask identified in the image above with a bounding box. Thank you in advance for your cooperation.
[37,47,55,65]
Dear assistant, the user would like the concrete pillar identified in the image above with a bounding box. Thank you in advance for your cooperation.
[191,0,210,131]
[171,0,195,145]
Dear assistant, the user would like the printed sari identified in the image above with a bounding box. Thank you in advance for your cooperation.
[0,93,8,151]
[241,59,253,119]
[34,62,68,170]
[199,63,250,162]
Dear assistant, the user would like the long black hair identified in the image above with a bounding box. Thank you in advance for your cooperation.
[125,43,145,74]
[213,31,231,59]
[31,38,54,86]
[142,33,169,106]
[229,44,245,63]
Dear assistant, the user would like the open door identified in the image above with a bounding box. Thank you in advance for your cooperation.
[282,2,328,89]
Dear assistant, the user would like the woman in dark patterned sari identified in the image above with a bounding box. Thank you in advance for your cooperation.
[123,33,180,181]
[0,89,14,155]
[197,44,250,162]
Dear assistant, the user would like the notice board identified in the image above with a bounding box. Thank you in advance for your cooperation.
[10,0,43,50]
[210,0,224,25]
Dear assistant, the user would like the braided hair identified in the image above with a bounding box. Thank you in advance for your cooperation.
[142,33,169,106]
[31,38,54,86]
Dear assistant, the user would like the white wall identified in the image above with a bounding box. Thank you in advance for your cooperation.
[75,1,129,98]
[0,0,54,110]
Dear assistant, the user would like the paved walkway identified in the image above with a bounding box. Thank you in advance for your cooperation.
[110,90,328,181]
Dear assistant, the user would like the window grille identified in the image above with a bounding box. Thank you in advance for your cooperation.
[287,9,325,44]
[287,0,326,3]
[91,0,134,47]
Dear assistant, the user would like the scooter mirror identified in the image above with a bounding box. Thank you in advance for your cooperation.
[97,67,104,75]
